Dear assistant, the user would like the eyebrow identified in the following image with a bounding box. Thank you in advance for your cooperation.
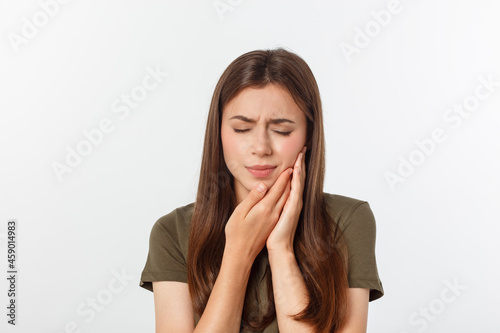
[229,115,295,125]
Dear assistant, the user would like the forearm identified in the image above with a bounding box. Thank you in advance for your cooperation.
[268,248,314,333]
[193,251,252,333]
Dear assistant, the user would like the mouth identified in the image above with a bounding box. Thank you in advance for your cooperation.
[246,166,276,178]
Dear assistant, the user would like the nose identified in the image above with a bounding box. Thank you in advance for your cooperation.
[249,127,272,156]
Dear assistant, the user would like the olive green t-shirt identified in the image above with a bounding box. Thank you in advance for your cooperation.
[139,193,384,332]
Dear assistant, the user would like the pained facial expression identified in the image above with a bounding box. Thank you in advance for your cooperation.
[220,84,308,206]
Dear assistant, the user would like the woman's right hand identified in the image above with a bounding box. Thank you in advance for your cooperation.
[224,167,293,262]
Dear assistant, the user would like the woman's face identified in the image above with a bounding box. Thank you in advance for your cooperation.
[221,84,308,206]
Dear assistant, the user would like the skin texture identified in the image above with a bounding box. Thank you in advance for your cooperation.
[152,83,371,332]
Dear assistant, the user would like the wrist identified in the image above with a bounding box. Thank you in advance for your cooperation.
[266,235,295,255]
[221,248,255,273]
[267,245,295,263]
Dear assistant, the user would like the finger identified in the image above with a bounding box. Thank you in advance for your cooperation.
[294,149,303,176]
[260,167,293,206]
[275,177,291,213]
[289,147,306,204]
[235,182,268,217]
[292,148,304,185]
[299,146,306,184]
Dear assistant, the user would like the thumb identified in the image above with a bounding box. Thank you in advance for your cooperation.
[256,182,267,194]
[236,182,267,215]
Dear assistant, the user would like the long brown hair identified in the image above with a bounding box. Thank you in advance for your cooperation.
[187,48,349,332]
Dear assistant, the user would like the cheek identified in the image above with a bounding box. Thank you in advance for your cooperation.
[276,136,305,165]
[222,126,250,155]
[221,127,241,164]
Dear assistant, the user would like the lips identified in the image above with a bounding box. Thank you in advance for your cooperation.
[246,165,276,178]
[246,165,276,170]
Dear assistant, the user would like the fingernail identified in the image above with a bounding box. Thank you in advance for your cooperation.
[257,183,266,192]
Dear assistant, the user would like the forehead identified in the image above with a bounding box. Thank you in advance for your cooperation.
[223,84,305,121]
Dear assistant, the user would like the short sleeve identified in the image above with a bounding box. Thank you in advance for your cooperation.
[139,210,189,292]
[342,201,384,301]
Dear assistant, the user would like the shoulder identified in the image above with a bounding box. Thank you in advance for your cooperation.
[154,202,195,231]
[150,202,195,251]
[322,192,375,231]
[322,192,368,214]
[322,192,370,219]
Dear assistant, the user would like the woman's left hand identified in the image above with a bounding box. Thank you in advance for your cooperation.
[266,146,307,253]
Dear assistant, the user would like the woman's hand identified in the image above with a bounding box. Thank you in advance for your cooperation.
[224,164,293,262]
[266,146,307,253]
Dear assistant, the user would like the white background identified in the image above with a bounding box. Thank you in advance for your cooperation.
[1,0,499,332]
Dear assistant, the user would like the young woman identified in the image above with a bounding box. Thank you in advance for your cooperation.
[140,48,384,333]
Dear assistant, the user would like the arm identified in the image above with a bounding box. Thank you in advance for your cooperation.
[266,249,371,333]
[336,288,370,333]
[152,252,253,333]
[153,175,294,333]
[266,147,313,332]
[153,281,194,333]
[266,148,371,332]
[267,248,313,332]
[193,251,253,332]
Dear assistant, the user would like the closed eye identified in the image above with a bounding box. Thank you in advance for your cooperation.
[233,129,292,136]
